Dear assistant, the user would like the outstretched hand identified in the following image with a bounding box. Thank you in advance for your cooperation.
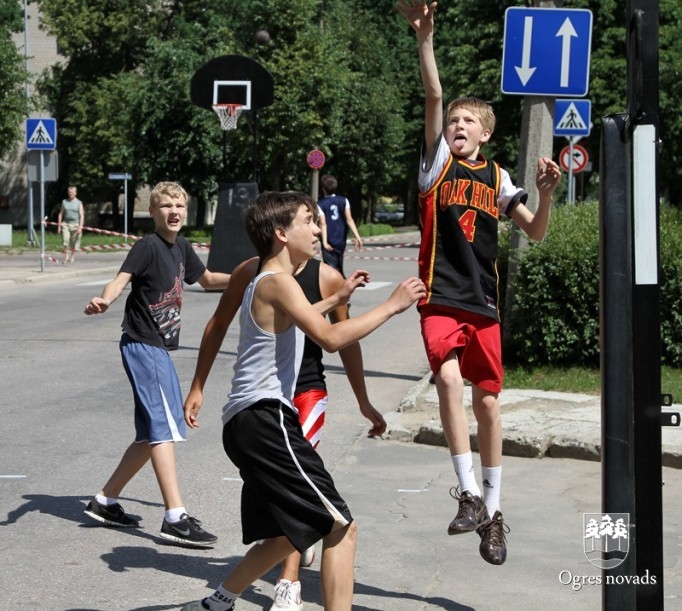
[335,270,370,306]
[84,297,110,315]
[388,276,427,313]
[536,157,561,197]
[396,0,438,33]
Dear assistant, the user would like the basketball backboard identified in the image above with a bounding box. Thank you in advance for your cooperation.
[190,55,274,112]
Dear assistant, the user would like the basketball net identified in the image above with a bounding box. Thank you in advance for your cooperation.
[212,104,243,131]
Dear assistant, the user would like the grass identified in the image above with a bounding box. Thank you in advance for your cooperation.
[505,365,682,402]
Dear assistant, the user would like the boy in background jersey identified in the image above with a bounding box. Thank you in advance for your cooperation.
[317,174,363,277]
[181,191,424,611]
[397,0,560,565]
[184,251,385,611]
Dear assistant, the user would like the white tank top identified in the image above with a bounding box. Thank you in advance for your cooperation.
[222,272,304,425]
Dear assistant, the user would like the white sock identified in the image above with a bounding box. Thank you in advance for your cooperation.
[481,465,502,515]
[203,584,239,611]
[451,452,480,497]
[164,507,187,523]
[95,494,117,506]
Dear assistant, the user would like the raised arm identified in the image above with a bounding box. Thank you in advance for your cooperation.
[184,257,259,427]
[510,157,561,241]
[396,0,442,158]
[264,273,426,354]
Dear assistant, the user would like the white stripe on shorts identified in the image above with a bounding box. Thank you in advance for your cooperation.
[277,404,349,529]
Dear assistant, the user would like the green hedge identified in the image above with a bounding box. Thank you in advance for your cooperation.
[501,202,682,368]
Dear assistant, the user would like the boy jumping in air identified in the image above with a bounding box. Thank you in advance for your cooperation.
[397,0,561,565]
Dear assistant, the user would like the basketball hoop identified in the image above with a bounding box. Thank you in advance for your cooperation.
[212,104,243,131]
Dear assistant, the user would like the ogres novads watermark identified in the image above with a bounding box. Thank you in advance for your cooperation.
[558,513,658,591]
[559,569,658,591]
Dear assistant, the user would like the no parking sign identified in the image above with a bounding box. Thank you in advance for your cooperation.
[307,149,325,170]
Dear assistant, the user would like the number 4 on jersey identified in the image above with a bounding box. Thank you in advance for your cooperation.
[458,209,477,242]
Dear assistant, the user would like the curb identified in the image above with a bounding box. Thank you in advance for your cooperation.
[388,374,682,469]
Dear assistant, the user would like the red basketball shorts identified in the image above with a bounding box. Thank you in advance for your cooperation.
[420,305,503,393]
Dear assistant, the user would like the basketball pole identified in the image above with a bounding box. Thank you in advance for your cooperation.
[601,1,665,608]
[626,1,665,608]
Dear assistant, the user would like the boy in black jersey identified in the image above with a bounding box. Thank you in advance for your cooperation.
[82,181,230,546]
[397,0,561,565]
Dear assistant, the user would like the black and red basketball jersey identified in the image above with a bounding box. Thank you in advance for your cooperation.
[418,137,527,321]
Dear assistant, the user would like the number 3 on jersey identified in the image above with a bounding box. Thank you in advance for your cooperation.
[458,209,477,242]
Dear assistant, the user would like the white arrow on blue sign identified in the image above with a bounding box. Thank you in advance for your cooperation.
[554,99,591,137]
[501,7,593,97]
[26,118,57,150]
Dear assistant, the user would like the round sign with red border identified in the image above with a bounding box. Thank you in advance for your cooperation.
[307,149,325,170]
[559,144,589,173]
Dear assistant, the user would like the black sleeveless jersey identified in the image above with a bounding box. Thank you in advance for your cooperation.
[293,258,326,393]
[418,149,526,321]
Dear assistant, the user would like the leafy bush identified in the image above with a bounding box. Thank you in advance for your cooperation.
[502,202,682,368]
[503,203,600,367]
[660,205,682,366]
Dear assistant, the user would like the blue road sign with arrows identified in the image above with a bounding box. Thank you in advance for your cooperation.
[26,118,57,150]
[501,7,593,97]
[554,99,591,137]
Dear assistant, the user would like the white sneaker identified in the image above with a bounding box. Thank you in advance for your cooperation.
[299,545,315,567]
[270,579,303,611]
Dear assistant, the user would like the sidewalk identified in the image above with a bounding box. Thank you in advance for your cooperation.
[387,373,682,469]
[0,249,127,288]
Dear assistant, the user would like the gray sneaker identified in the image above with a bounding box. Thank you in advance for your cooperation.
[447,487,489,535]
[159,513,217,547]
[84,498,139,528]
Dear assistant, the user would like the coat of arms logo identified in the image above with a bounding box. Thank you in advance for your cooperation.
[583,513,630,570]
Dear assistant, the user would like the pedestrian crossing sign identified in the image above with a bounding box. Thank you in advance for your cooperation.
[554,100,591,137]
[26,118,57,150]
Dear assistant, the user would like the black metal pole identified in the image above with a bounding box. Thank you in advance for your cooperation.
[627,0,663,608]
[599,113,636,609]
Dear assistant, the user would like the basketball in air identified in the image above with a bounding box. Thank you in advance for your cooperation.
[255,30,271,45]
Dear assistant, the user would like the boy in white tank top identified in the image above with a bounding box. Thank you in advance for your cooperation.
[181,191,426,611]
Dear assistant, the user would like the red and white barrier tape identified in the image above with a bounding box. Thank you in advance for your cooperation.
[347,255,418,262]
[43,220,142,241]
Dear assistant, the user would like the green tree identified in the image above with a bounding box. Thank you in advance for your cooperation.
[0,0,28,161]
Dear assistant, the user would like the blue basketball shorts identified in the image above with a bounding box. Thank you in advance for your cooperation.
[119,333,186,444]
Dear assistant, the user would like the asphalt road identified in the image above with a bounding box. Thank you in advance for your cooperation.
[1,245,680,611]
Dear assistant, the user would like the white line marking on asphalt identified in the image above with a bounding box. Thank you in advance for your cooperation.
[222,477,243,482]
[0,475,27,479]
[77,280,111,286]
[398,489,429,493]
[361,282,393,291]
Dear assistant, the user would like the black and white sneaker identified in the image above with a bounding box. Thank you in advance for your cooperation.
[159,513,218,547]
[84,497,139,528]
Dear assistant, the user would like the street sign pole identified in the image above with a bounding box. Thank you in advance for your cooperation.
[568,140,574,204]
[39,150,45,273]
[124,177,129,239]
